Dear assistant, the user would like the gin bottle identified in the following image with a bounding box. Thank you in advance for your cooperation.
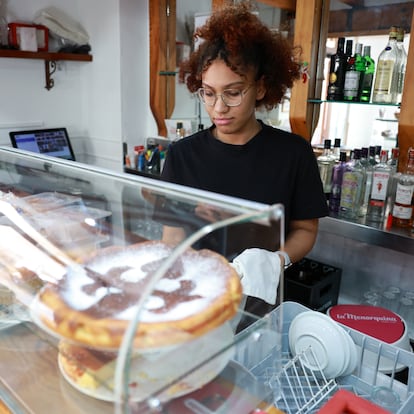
[333,138,341,162]
[372,27,399,104]
[317,139,335,198]
[360,147,373,217]
[391,148,414,228]
[329,151,347,215]
[359,45,375,102]
[366,150,391,223]
[339,149,366,220]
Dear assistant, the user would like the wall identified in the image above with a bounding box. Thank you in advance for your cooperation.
[0,0,155,172]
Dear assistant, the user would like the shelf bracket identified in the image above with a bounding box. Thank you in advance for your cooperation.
[44,60,57,90]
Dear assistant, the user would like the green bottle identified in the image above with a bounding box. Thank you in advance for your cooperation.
[343,43,365,101]
[359,45,375,102]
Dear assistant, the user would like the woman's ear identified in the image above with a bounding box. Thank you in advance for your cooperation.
[255,76,266,100]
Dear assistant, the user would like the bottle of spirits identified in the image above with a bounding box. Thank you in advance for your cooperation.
[372,26,399,104]
[391,147,414,228]
[175,121,185,141]
[387,147,400,174]
[344,43,364,102]
[329,151,347,215]
[360,147,373,217]
[339,149,366,220]
[333,138,341,162]
[327,37,347,101]
[366,150,391,223]
[345,39,353,62]
[395,27,407,104]
[317,139,335,198]
[387,147,401,216]
[369,146,377,166]
[359,45,375,102]
[375,145,382,164]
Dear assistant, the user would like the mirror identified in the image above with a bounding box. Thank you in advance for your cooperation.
[149,0,297,138]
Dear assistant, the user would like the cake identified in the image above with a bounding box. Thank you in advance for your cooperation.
[58,341,117,390]
[36,241,242,349]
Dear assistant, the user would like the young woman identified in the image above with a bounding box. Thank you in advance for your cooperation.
[159,2,328,315]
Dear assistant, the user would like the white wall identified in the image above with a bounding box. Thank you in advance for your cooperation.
[0,0,154,172]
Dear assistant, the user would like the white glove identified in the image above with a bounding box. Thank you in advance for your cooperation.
[231,248,281,305]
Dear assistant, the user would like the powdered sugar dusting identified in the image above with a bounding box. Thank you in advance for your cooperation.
[69,243,230,323]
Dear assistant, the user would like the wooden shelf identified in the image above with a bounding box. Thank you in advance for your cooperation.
[0,49,93,90]
[0,49,92,62]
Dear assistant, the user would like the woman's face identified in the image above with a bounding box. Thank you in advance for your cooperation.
[201,60,265,144]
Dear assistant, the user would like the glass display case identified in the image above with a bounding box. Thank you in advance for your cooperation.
[0,148,285,414]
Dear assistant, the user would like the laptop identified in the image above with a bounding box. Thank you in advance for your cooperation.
[9,127,76,161]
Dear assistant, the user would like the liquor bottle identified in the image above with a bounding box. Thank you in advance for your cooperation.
[387,147,401,214]
[327,37,347,101]
[339,149,366,220]
[175,121,185,141]
[329,151,347,215]
[375,145,382,164]
[344,43,364,102]
[368,146,377,166]
[372,26,399,104]
[395,27,407,104]
[333,138,341,162]
[317,139,335,198]
[391,147,414,228]
[387,147,400,174]
[366,150,391,223]
[360,147,373,217]
[359,45,375,102]
[345,39,353,62]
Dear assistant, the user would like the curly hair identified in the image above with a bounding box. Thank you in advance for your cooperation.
[179,1,302,111]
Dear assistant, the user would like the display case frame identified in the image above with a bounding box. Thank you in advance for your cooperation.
[0,147,285,414]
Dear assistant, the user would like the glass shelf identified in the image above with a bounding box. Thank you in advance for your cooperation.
[308,99,401,107]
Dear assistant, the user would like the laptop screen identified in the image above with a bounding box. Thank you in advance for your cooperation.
[9,128,76,161]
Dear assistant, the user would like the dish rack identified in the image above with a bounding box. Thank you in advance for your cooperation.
[233,301,414,414]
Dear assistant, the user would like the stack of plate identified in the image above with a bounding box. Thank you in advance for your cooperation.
[288,311,358,379]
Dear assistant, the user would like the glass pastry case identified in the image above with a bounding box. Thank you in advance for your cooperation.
[0,148,285,414]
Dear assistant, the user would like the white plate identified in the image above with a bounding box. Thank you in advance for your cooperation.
[289,311,355,379]
[58,322,235,402]
[337,327,358,377]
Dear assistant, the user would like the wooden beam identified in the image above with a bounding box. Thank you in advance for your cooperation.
[149,0,176,137]
[289,0,327,140]
[258,0,296,11]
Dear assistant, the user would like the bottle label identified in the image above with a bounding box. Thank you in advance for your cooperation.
[374,60,395,93]
[392,204,413,219]
[395,183,414,205]
[340,172,363,209]
[370,171,390,201]
[344,71,359,97]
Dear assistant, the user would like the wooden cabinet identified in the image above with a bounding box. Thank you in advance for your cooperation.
[289,1,414,171]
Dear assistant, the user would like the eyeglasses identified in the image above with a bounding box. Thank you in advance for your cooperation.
[196,84,253,107]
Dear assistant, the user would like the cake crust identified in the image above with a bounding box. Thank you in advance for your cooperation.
[36,241,242,349]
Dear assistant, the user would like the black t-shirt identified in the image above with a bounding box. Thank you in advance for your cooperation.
[158,121,328,318]
[161,121,328,228]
